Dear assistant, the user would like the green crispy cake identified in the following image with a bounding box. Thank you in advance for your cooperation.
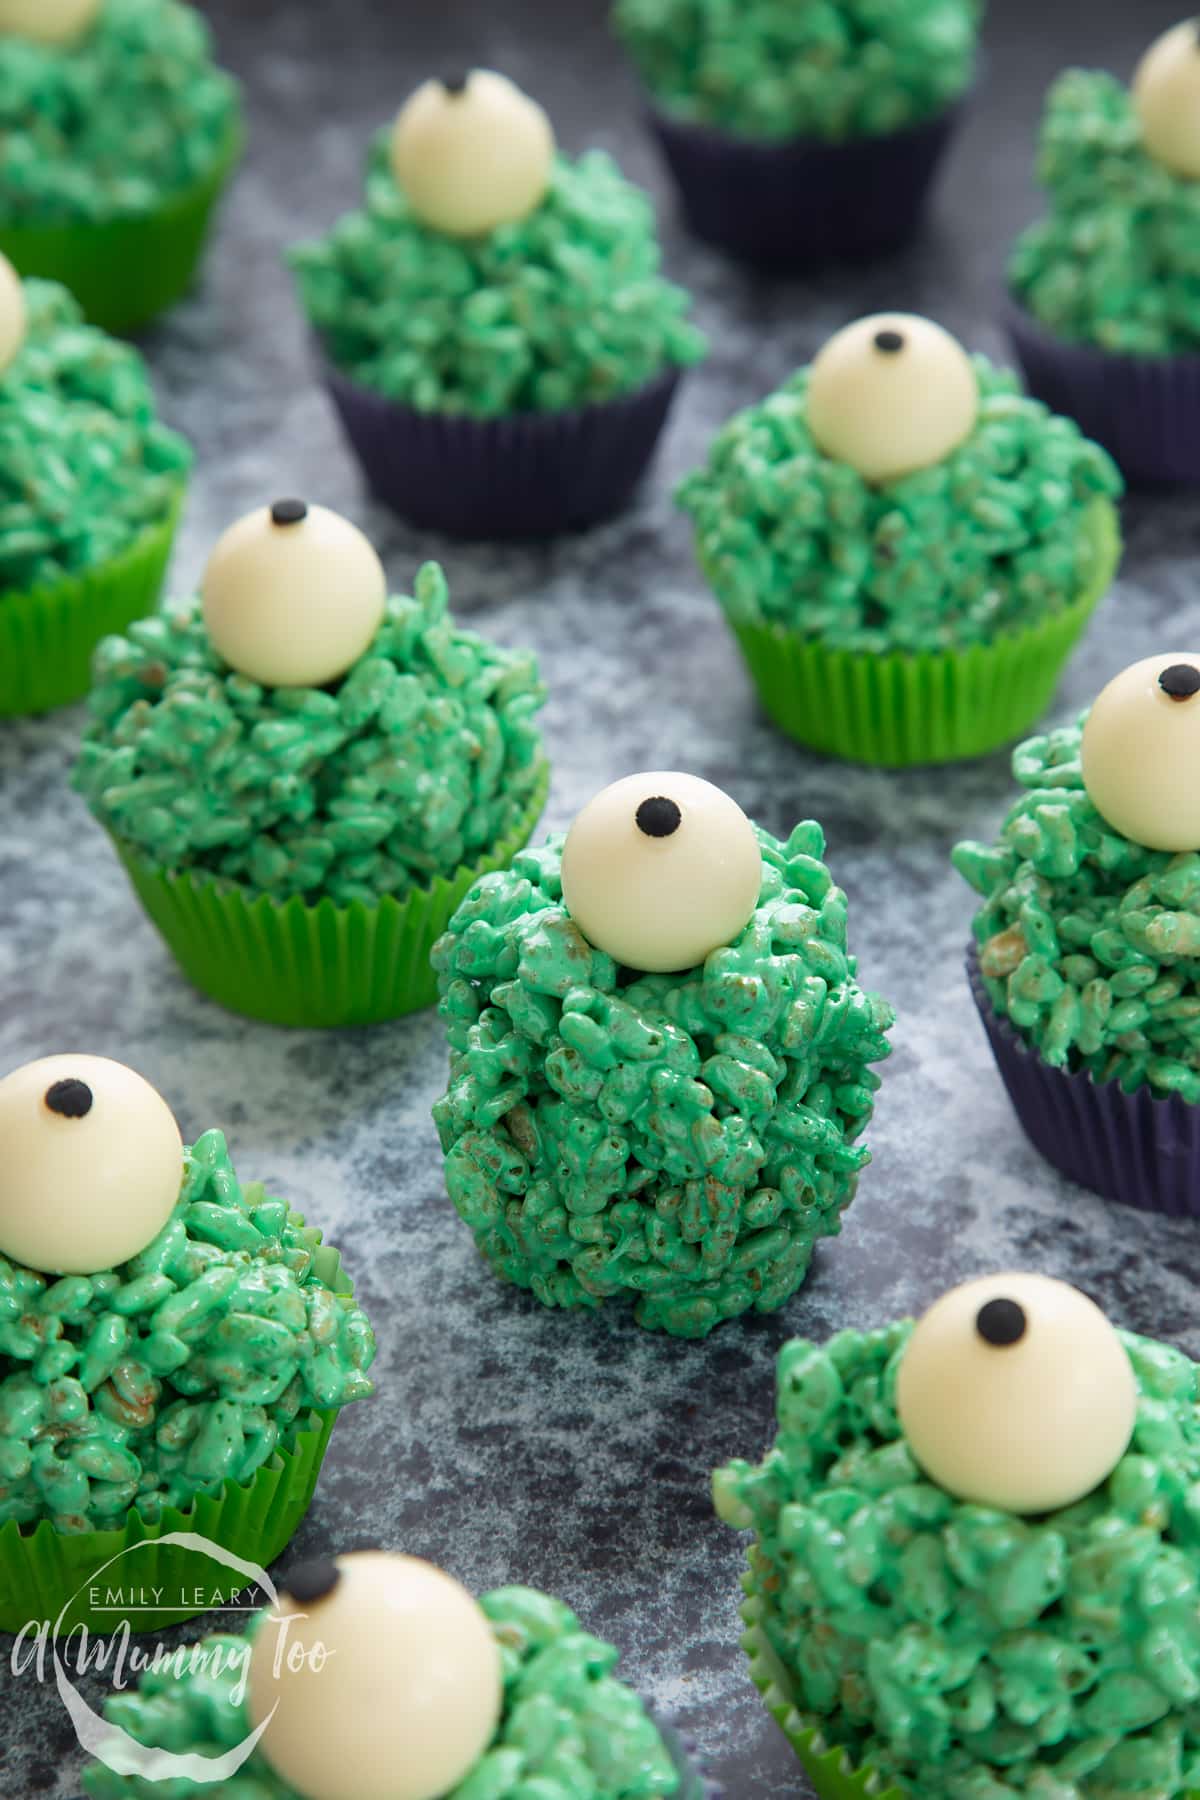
[0,1126,374,1535]
[433,777,894,1339]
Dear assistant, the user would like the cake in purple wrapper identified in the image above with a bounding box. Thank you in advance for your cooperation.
[289,69,705,540]
[1008,20,1200,485]
[613,0,980,269]
[955,651,1200,1215]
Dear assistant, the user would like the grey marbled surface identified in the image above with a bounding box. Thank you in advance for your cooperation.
[3,0,1200,1793]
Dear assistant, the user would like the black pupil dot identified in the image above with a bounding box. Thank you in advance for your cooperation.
[283,1557,341,1605]
[1158,663,1200,701]
[44,1079,93,1120]
[636,796,682,839]
[442,71,471,94]
[270,498,308,527]
[873,329,905,354]
[975,1297,1028,1348]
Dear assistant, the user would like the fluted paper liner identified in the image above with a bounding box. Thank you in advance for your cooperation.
[646,98,965,271]
[968,946,1200,1218]
[741,1583,906,1800]
[0,495,182,719]
[1006,294,1200,489]
[320,349,683,540]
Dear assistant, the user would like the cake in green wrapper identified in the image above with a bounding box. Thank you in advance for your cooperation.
[680,354,1120,656]
[290,132,705,418]
[0,277,189,592]
[73,510,549,1026]
[0,1052,374,1634]
[679,311,1122,766]
[612,0,981,142]
[0,0,238,225]
[432,772,894,1339]
[0,0,241,332]
[83,1555,691,1800]
[75,554,547,908]
[718,1272,1200,1800]
[0,266,189,717]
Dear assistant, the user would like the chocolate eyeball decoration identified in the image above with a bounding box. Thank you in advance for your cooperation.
[896,1273,1137,1514]
[390,70,555,236]
[1134,20,1200,181]
[0,0,100,44]
[560,771,762,973]
[806,312,979,484]
[0,251,25,377]
[0,1054,183,1275]
[1081,653,1200,851]
[247,1552,502,1800]
[202,500,387,689]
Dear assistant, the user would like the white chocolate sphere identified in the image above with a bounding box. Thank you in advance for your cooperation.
[896,1273,1137,1514]
[806,312,979,484]
[0,1055,183,1275]
[1134,21,1200,181]
[0,0,100,45]
[1081,653,1200,851]
[0,251,25,376]
[390,70,555,237]
[248,1552,502,1800]
[560,771,762,973]
[202,500,387,689]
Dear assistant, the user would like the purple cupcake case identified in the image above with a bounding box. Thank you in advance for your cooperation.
[320,348,683,540]
[646,100,965,271]
[1005,293,1200,488]
[967,946,1200,1219]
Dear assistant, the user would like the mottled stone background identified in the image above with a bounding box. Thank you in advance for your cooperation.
[1,0,1198,1793]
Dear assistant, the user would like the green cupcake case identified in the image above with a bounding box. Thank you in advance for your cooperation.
[0,124,242,336]
[109,762,551,1029]
[741,1586,906,1800]
[0,1237,352,1638]
[725,496,1121,768]
[0,490,183,720]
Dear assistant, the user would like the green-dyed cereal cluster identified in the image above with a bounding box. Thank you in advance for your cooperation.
[717,1322,1200,1800]
[83,1585,681,1800]
[0,0,239,222]
[612,0,980,142]
[289,135,706,419]
[678,360,1122,655]
[1010,70,1200,355]
[0,1129,374,1535]
[432,822,894,1339]
[954,718,1200,1102]
[0,280,190,594]
[74,562,547,908]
